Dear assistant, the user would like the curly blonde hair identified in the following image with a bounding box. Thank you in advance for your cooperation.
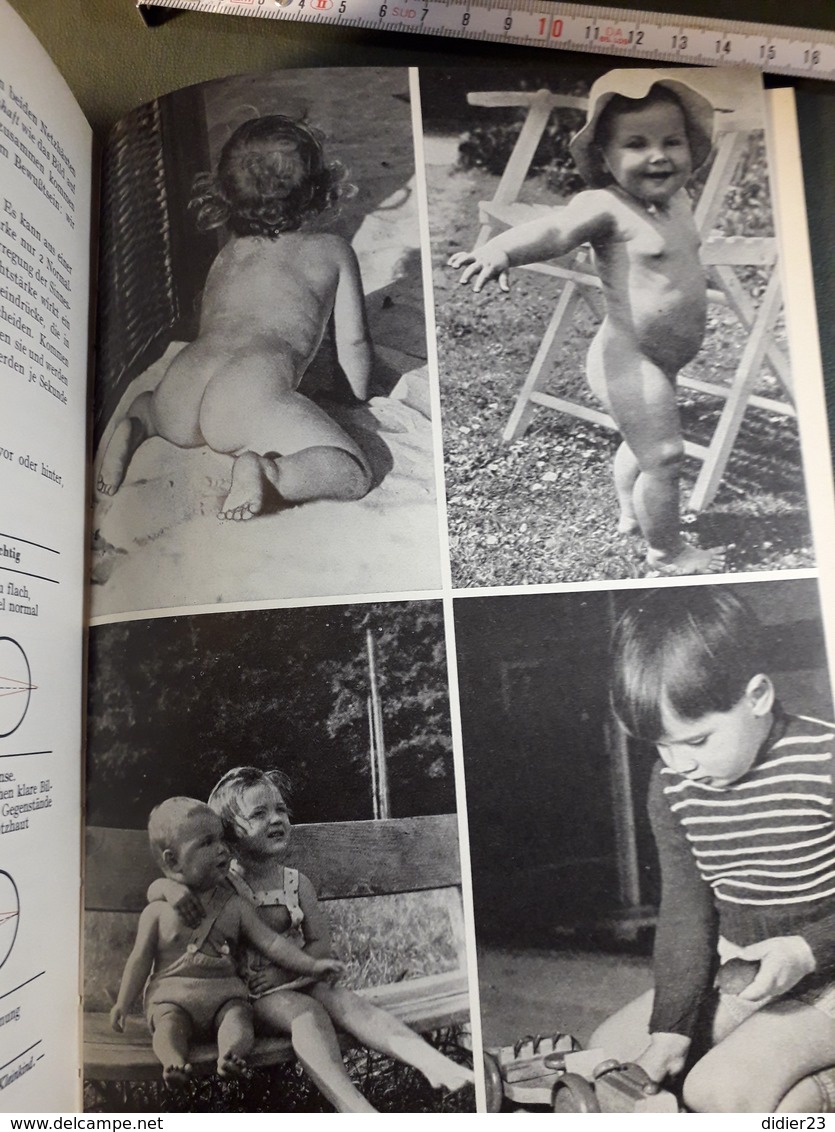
[190,115,348,238]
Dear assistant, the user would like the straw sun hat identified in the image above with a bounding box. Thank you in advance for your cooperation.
[569,70,715,188]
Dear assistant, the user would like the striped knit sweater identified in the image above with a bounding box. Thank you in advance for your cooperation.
[648,708,835,1039]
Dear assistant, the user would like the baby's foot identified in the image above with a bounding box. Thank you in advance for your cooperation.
[617,511,641,536]
[97,416,147,496]
[162,1062,192,1088]
[646,544,726,577]
[426,1060,475,1093]
[217,1051,249,1079]
[218,452,269,521]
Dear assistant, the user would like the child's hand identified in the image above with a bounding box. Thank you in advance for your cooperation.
[312,957,345,984]
[147,877,204,928]
[249,966,285,997]
[734,936,816,1001]
[171,889,204,929]
[635,1032,691,1084]
[448,249,510,294]
[110,1005,127,1033]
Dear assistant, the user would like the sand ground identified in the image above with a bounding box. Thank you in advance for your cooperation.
[477,946,652,1051]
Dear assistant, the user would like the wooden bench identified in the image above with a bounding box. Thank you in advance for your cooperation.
[84,815,470,1083]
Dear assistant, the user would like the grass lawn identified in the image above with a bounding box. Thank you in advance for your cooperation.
[427,155,813,587]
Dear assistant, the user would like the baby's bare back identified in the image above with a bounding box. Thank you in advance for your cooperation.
[594,192,706,374]
[197,231,346,385]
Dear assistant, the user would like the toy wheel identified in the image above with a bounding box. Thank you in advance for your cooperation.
[483,1050,504,1113]
[552,1072,600,1113]
[592,1057,622,1081]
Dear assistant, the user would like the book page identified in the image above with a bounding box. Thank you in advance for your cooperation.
[83,68,476,1114]
[422,67,835,1112]
[0,0,92,1112]
[82,57,835,1116]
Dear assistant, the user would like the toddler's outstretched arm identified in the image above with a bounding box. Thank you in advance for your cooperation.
[111,904,160,1031]
[450,191,613,293]
[333,240,372,401]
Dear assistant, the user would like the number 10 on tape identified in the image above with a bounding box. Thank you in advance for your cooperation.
[147,0,835,81]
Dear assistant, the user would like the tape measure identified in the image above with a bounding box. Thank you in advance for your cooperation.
[138,0,835,81]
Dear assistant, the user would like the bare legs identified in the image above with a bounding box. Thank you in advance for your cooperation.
[150,1001,253,1086]
[96,342,371,515]
[587,326,725,575]
[219,446,370,522]
[613,440,641,535]
[254,991,377,1113]
[150,1005,194,1087]
[97,391,158,496]
[780,1070,835,1113]
[309,983,473,1091]
[215,1001,254,1078]
[588,988,653,1066]
[684,1002,835,1113]
[253,987,471,1111]
[590,990,835,1112]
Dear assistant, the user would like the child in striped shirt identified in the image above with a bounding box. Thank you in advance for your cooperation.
[592,586,835,1111]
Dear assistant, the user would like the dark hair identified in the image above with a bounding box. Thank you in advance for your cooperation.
[190,115,347,238]
[208,766,292,843]
[594,86,687,152]
[610,587,766,742]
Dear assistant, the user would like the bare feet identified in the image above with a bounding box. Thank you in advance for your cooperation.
[217,1051,249,1079]
[218,451,272,521]
[617,512,641,536]
[646,544,726,577]
[425,1059,475,1093]
[162,1062,192,1088]
[97,416,148,496]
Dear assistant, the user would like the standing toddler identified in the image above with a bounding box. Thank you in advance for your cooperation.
[451,71,726,576]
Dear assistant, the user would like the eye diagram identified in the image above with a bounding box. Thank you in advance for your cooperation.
[0,638,35,739]
[0,871,19,970]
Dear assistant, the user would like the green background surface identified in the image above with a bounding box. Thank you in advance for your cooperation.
[7,0,835,455]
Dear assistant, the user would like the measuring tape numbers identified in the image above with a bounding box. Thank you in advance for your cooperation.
[138,0,835,82]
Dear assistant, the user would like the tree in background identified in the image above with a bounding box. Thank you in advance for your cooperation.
[86,602,455,827]
[325,603,454,817]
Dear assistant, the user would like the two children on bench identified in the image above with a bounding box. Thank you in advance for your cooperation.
[112,768,472,1111]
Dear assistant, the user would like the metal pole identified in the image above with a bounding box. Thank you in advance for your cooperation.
[366,628,390,819]
[367,694,379,820]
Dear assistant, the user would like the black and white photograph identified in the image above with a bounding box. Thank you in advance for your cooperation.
[422,64,810,587]
[454,578,835,1112]
[3,0,835,1115]
[91,68,443,617]
[82,601,474,1112]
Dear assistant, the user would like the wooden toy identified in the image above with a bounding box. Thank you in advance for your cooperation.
[483,1035,678,1112]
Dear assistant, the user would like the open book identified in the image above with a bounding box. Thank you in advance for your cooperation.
[3,0,835,1113]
